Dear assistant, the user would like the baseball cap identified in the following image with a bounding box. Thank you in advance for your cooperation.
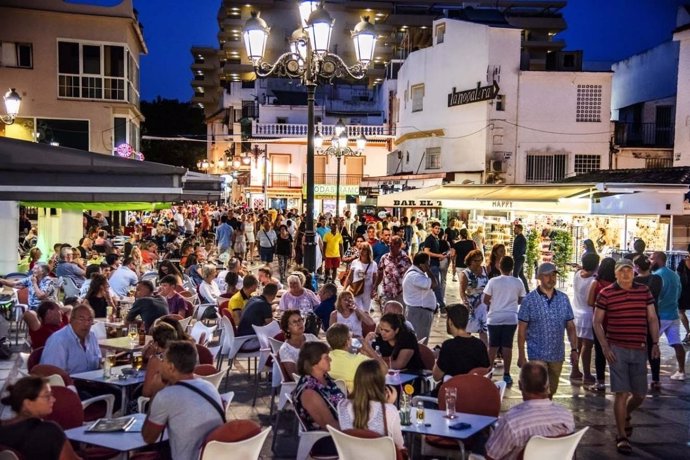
[615,258,634,272]
[536,262,559,277]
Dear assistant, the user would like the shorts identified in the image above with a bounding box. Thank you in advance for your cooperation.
[325,257,341,269]
[259,246,274,263]
[488,324,517,348]
[609,344,648,395]
[660,319,681,346]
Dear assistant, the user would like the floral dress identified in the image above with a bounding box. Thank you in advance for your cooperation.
[463,266,489,333]
[293,374,345,431]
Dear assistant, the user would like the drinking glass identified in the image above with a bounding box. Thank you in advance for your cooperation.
[444,387,457,419]
[132,351,143,371]
[128,324,139,345]
[103,351,115,378]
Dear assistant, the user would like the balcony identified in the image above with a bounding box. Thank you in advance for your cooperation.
[614,122,674,148]
[251,173,301,188]
[302,174,363,186]
[252,122,394,139]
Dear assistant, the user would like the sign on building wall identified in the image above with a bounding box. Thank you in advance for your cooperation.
[303,184,360,197]
[448,81,500,107]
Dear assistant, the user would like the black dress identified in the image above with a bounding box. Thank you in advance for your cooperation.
[86,295,108,318]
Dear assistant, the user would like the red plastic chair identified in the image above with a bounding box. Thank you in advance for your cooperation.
[418,343,436,371]
[194,364,220,376]
[197,343,215,365]
[30,364,74,386]
[27,346,44,371]
[200,420,263,459]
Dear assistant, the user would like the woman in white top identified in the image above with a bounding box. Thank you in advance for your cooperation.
[337,359,404,449]
[244,214,256,261]
[329,291,375,338]
[278,309,318,376]
[198,264,222,304]
[570,252,599,385]
[344,244,378,312]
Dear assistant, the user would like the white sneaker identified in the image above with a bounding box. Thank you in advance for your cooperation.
[670,371,686,381]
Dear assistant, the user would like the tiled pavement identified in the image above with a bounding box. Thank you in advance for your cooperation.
[2,270,690,458]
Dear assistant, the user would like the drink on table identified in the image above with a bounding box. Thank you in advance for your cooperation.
[416,401,425,424]
[103,352,114,378]
[444,387,457,419]
[128,324,139,345]
[132,352,143,371]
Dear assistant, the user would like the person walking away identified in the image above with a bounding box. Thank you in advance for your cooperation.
[675,248,690,343]
[592,258,660,454]
[569,252,600,385]
[512,224,529,292]
[633,255,663,391]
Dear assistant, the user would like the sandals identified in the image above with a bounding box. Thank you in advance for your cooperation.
[616,436,632,454]
[625,416,633,437]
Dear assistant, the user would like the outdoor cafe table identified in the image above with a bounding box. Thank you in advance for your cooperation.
[99,336,151,353]
[65,413,167,459]
[95,317,126,328]
[71,365,146,415]
[385,372,417,386]
[401,408,497,458]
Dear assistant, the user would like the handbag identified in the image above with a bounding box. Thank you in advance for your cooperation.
[348,262,371,297]
[337,268,350,286]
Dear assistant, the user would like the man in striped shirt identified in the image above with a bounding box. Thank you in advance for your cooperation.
[593,258,660,455]
[484,361,574,460]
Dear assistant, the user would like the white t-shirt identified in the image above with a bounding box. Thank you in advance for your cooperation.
[572,271,596,321]
[483,275,526,325]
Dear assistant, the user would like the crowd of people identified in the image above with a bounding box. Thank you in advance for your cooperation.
[1,204,689,458]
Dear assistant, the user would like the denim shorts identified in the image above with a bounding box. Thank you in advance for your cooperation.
[609,344,648,395]
[259,246,274,263]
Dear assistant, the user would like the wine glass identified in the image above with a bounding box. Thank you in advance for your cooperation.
[127,324,139,345]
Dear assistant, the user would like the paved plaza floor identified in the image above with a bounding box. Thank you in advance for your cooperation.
[2,270,689,458]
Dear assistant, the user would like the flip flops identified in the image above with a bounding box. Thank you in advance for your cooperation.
[616,436,632,454]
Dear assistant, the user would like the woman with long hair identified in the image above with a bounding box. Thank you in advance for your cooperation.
[84,273,115,318]
[337,359,404,448]
[245,213,257,261]
[487,244,506,279]
[586,257,616,392]
[157,260,183,286]
[343,244,378,312]
[329,290,375,338]
[0,376,81,459]
[374,313,424,372]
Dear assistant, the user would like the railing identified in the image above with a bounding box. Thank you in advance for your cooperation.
[302,174,363,185]
[268,173,300,188]
[253,122,393,138]
[614,121,674,148]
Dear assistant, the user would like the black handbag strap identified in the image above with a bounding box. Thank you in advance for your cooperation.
[175,380,226,423]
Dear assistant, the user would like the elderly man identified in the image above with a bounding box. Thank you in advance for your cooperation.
[143,341,224,460]
[594,258,660,454]
[517,263,577,397]
[402,252,438,344]
[484,361,575,460]
[0,263,57,311]
[375,236,412,305]
[55,247,86,288]
[108,257,139,297]
[125,280,169,332]
[41,304,101,374]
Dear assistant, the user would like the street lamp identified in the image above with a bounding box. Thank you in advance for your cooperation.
[315,123,366,218]
[1,88,22,125]
[243,2,376,272]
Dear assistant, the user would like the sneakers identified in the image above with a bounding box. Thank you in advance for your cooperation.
[585,383,606,393]
[670,371,686,381]
[503,374,513,385]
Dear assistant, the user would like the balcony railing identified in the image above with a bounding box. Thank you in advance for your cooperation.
[302,174,363,185]
[251,173,301,188]
[614,122,674,148]
[252,122,393,139]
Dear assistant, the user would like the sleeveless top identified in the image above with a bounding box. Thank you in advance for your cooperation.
[463,267,488,310]
[337,310,362,337]
[293,374,345,431]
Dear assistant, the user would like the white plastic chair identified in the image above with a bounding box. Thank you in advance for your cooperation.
[179,315,193,332]
[201,427,271,460]
[495,380,507,402]
[60,276,81,298]
[195,303,218,323]
[195,369,225,389]
[90,321,108,341]
[0,449,20,460]
[251,321,281,406]
[140,271,158,285]
[220,391,235,420]
[190,321,217,346]
[217,316,260,387]
[523,427,589,460]
[327,426,397,460]
[286,394,336,460]
[268,352,297,416]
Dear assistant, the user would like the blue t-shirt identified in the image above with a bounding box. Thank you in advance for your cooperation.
[518,288,574,362]
[653,266,681,320]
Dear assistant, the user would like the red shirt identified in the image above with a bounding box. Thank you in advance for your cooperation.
[595,282,654,349]
[29,323,63,349]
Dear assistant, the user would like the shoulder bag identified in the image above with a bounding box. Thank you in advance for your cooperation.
[348,262,371,297]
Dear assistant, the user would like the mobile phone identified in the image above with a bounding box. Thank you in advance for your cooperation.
[449,422,472,430]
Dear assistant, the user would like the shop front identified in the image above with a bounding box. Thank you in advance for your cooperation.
[303,183,360,216]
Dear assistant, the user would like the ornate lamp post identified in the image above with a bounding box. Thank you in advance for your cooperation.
[243,2,376,272]
[314,119,366,218]
[1,88,22,125]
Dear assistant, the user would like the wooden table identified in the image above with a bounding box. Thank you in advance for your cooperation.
[99,336,151,352]
[401,408,496,458]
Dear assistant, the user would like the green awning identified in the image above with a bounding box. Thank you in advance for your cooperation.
[21,202,170,211]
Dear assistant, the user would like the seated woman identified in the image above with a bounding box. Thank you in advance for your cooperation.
[83,273,116,319]
[292,341,345,457]
[158,260,183,286]
[141,322,179,397]
[337,359,405,449]
[329,290,375,338]
[278,274,320,311]
[278,309,319,377]
[23,300,66,349]
[0,376,81,459]
[198,264,222,304]
[374,313,424,372]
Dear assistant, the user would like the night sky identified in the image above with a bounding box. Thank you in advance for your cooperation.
[131,0,687,101]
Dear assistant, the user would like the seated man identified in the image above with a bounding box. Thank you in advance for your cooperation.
[484,361,575,460]
[55,247,87,288]
[326,323,387,392]
[158,275,191,317]
[0,263,57,311]
[224,274,258,325]
[433,303,490,384]
[143,341,224,460]
[382,300,415,332]
[257,266,283,291]
[314,282,337,331]
[125,280,169,332]
[108,257,138,297]
[23,300,66,349]
[41,304,101,374]
[237,282,278,350]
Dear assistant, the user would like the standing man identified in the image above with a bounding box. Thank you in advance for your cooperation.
[372,228,391,264]
[593,258,660,454]
[215,215,234,255]
[423,222,447,312]
[323,224,344,283]
[650,251,686,380]
[517,263,578,397]
[257,219,277,266]
[512,223,529,292]
[375,236,412,305]
[402,252,438,344]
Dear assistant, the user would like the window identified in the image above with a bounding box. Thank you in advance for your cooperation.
[526,154,566,183]
[411,84,424,113]
[495,94,505,111]
[425,147,441,169]
[435,23,446,45]
[113,117,140,152]
[574,154,600,175]
[645,158,673,169]
[1,42,32,68]
[57,40,135,103]
[576,84,602,122]
[36,118,89,151]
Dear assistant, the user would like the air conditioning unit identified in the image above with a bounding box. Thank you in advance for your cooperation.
[489,160,504,172]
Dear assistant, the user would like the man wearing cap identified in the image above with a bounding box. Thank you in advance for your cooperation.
[593,258,659,454]
[517,262,577,397]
